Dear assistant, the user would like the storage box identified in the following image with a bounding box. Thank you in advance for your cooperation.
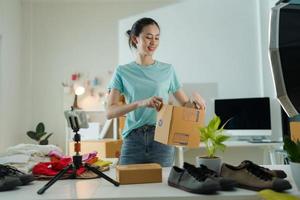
[290,121,300,142]
[68,139,122,158]
[97,139,122,158]
[154,105,205,148]
[116,163,162,184]
[118,116,126,138]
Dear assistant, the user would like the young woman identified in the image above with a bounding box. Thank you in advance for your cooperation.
[107,18,205,167]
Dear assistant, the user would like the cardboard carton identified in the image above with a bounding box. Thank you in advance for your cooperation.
[154,105,205,148]
[116,163,162,184]
[69,139,122,158]
[97,139,122,158]
[290,121,300,142]
[118,116,126,138]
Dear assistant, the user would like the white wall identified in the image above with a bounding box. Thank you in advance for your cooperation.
[0,0,283,154]
[119,0,283,140]
[120,0,262,97]
[0,0,24,152]
[21,0,179,151]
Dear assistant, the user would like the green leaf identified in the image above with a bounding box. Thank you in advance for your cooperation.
[36,132,47,140]
[39,139,49,145]
[36,122,45,133]
[39,133,53,145]
[216,143,226,152]
[208,115,220,131]
[215,134,230,144]
[198,115,231,157]
[297,140,300,162]
[283,137,300,162]
[213,116,221,130]
[199,127,209,141]
[200,132,207,141]
[199,127,207,135]
[26,131,39,141]
[220,117,233,129]
[44,133,53,141]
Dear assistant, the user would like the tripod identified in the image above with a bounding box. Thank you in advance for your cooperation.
[37,114,119,195]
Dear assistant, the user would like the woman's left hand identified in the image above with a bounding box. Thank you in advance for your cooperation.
[191,92,206,110]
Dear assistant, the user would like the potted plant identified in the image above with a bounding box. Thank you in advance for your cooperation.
[196,115,231,173]
[27,122,53,145]
[283,136,300,189]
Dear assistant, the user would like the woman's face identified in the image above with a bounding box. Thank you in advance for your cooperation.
[134,24,160,56]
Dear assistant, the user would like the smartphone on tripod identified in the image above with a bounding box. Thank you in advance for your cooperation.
[37,109,119,195]
[64,110,89,129]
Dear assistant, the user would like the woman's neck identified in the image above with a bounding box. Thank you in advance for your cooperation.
[135,54,155,66]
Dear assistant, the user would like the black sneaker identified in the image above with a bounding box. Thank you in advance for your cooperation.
[168,166,220,194]
[0,164,35,185]
[0,174,22,191]
[220,162,292,191]
[241,160,287,178]
[183,162,237,191]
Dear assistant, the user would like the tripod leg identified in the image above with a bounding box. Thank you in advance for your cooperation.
[37,164,74,194]
[85,164,120,186]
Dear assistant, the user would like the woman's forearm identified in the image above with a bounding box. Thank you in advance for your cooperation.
[106,101,140,119]
[106,96,163,119]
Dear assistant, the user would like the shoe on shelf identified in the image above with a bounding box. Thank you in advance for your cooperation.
[0,174,22,191]
[220,162,292,191]
[241,160,287,178]
[168,166,220,194]
[183,162,237,191]
[0,164,35,185]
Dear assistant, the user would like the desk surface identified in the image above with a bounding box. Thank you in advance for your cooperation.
[0,165,299,200]
[212,141,282,147]
[180,141,283,152]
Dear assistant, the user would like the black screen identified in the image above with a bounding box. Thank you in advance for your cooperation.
[279,4,300,113]
[215,97,271,130]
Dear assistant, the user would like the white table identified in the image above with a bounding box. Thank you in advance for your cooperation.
[177,141,284,167]
[0,165,299,200]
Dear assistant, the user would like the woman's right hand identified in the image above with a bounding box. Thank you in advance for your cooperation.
[137,96,163,111]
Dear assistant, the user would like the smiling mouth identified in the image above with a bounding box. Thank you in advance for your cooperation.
[148,47,156,51]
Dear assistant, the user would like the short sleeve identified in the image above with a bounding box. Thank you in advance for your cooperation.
[108,66,124,93]
[169,66,182,93]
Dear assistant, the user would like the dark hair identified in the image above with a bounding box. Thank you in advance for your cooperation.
[126,17,160,49]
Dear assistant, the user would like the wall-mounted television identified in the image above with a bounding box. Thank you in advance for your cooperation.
[214,97,272,139]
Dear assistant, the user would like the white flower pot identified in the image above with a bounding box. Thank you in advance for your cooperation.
[290,161,300,190]
[195,156,221,174]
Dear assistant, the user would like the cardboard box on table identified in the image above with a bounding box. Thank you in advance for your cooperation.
[69,139,122,158]
[290,121,300,142]
[154,104,205,148]
[116,163,162,184]
[98,139,123,158]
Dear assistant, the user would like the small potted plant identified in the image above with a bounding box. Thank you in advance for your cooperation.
[27,122,53,145]
[283,136,300,189]
[196,115,231,173]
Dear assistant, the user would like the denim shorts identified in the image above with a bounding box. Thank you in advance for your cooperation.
[119,125,175,167]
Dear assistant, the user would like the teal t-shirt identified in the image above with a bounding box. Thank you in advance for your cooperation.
[108,60,182,138]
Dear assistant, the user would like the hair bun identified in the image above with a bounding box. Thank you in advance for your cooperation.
[126,30,131,36]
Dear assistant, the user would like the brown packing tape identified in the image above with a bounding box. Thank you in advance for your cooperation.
[172,132,189,145]
[182,108,200,122]
[157,101,163,111]
[184,101,194,108]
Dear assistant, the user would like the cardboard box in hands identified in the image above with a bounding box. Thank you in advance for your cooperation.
[154,105,205,148]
